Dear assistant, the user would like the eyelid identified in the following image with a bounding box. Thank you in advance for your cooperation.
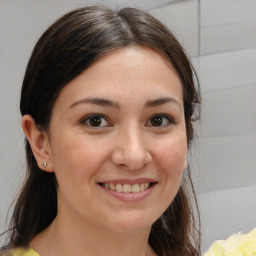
[79,113,176,129]
[80,113,111,128]
[147,113,176,127]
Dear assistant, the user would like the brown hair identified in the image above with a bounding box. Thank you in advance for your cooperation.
[2,6,201,256]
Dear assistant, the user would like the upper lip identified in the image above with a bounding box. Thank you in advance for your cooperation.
[98,178,157,185]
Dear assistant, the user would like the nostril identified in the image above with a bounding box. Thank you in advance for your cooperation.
[111,144,152,170]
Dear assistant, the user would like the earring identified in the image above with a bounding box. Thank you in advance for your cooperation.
[42,162,47,168]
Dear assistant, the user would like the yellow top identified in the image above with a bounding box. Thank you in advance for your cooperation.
[4,248,39,256]
[4,229,256,256]
[204,228,256,256]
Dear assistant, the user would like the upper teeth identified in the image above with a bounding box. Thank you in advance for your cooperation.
[102,182,150,193]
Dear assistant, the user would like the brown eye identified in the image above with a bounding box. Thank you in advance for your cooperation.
[151,116,164,126]
[148,114,174,127]
[82,114,109,128]
[89,116,102,126]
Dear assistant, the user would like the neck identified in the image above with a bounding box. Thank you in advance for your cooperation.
[31,211,155,256]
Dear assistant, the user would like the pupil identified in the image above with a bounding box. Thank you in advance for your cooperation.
[151,116,163,126]
[90,116,101,126]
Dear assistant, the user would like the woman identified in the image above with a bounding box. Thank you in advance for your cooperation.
[1,6,201,256]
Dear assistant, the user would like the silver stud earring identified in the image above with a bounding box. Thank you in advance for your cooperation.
[43,162,47,168]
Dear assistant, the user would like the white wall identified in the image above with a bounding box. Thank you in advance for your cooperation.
[1,0,255,252]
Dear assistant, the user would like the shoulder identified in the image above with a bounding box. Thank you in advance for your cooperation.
[0,248,39,256]
[203,228,256,256]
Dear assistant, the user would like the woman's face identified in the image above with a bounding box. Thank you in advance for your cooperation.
[46,46,187,232]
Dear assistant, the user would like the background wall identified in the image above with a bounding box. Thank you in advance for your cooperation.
[0,0,255,252]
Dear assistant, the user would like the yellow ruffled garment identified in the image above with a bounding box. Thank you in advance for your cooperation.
[1,248,39,256]
[204,228,256,256]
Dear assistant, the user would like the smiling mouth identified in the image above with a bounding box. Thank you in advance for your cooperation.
[98,182,155,193]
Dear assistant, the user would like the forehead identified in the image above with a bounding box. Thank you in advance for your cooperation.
[52,46,183,111]
[91,46,176,78]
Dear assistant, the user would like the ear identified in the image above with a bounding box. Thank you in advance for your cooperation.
[22,114,54,172]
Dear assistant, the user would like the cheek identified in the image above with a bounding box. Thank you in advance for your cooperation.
[149,136,187,218]
[157,138,187,174]
[51,135,109,182]
[51,136,107,207]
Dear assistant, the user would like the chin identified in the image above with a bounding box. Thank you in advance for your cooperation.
[104,211,158,233]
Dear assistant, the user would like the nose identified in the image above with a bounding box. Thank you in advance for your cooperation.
[111,126,152,170]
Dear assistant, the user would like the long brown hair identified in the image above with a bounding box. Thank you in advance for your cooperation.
[2,6,201,256]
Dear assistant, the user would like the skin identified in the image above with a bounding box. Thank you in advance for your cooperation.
[22,46,188,256]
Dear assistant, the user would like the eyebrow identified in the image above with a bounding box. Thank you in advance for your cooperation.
[70,98,120,109]
[69,97,181,109]
[145,97,182,109]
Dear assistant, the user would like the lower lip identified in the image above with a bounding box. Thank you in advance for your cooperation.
[99,183,156,202]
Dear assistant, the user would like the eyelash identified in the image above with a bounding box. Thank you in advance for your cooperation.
[80,113,176,128]
[147,113,176,127]
[80,114,111,128]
